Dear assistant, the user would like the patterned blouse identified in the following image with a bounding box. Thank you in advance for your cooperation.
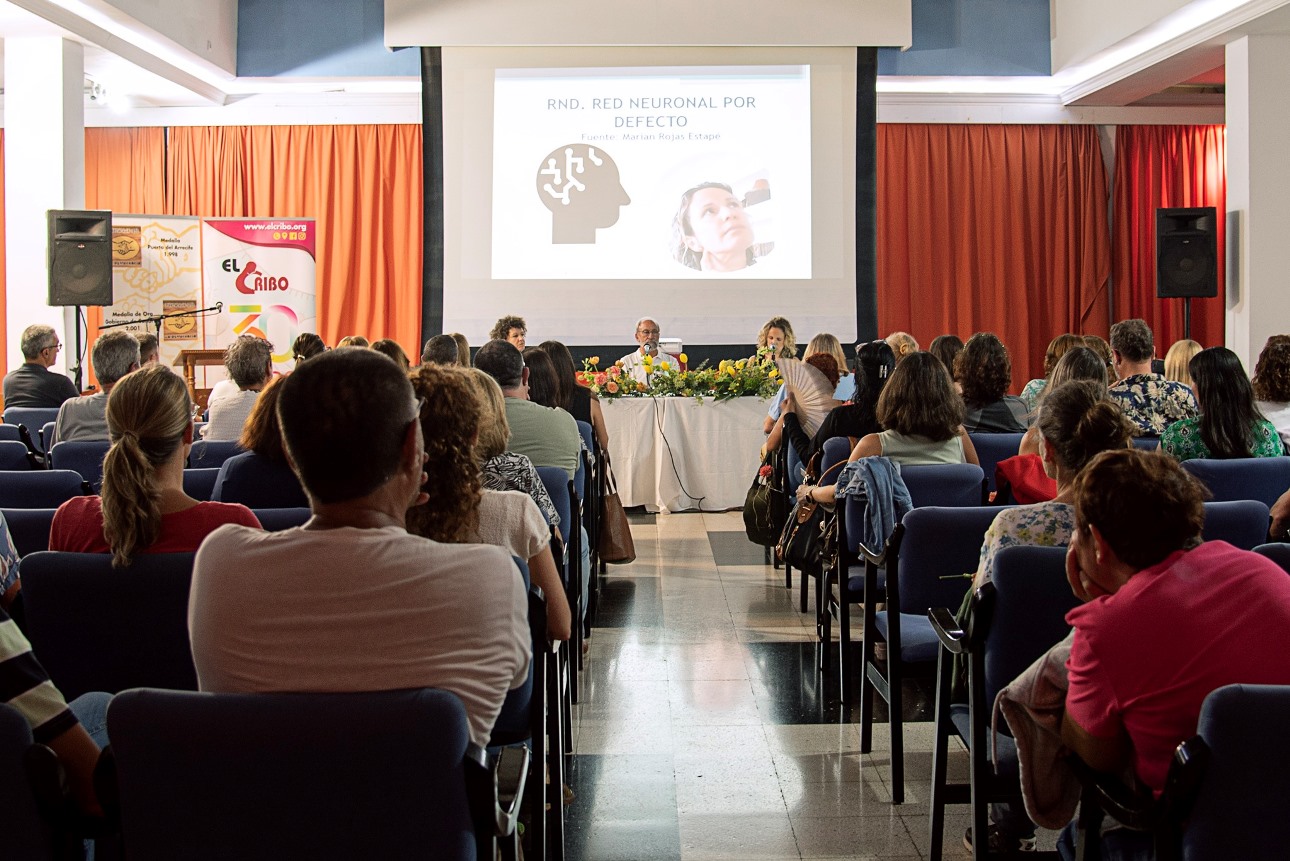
[1019,378,1047,413]
[481,451,561,529]
[1108,373,1198,436]
[1160,416,1285,461]
[972,502,1075,589]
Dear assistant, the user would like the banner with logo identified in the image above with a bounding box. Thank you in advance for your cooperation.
[107,216,205,370]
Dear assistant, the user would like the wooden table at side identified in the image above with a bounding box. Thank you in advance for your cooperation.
[172,349,225,412]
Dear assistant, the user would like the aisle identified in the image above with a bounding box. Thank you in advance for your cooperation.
[564,510,978,861]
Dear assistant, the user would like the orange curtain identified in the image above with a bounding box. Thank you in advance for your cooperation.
[877,124,1112,389]
[82,127,167,388]
[167,125,423,354]
[1111,125,1226,352]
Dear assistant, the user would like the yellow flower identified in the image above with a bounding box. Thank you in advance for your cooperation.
[736,359,747,369]
[643,354,653,365]
[679,353,688,364]
[590,356,600,365]
[636,381,647,392]
[769,368,779,379]
[660,361,670,371]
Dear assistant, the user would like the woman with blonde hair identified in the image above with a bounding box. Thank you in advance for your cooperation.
[756,317,796,360]
[450,333,471,366]
[49,364,261,567]
[406,364,571,641]
[1163,338,1202,390]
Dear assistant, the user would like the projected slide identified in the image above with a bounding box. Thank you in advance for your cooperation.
[492,65,812,280]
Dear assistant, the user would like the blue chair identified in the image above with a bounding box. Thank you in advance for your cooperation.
[0,439,32,471]
[575,419,599,605]
[187,439,244,469]
[537,466,581,706]
[1201,500,1271,550]
[0,470,86,508]
[182,468,221,501]
[48,440,111,488]
[3,408,60,441]
[1181,457,1290,508]
[902,462,986,508]
[211,451,309,509]
[104,686,504,861]
[967,433,1024,499]
[39,422,56,454]
[816,437,857,658]
[858,505,1009,803]
[1132,436,1161,451]
[251,507,312,531]
[20,552,198,700]
[0,424,22,442]
[0,702,67,860]
[928,545,1077,860]
[0,508,56,556]
[1253,542,1290,573]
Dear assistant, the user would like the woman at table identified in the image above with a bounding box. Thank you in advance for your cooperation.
[756,316,797,360]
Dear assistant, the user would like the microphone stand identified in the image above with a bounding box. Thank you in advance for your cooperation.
[98,302,224,341]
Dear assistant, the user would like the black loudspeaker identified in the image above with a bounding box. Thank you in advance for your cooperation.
[48,209,113,306]
[1156,206,1217,299]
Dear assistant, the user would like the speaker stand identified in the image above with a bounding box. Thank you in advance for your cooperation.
[1183,297,1192,341]
[70,306,85,392]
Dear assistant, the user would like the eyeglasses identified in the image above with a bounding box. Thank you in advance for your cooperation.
[638,328,660,335]
[43,343,62,352]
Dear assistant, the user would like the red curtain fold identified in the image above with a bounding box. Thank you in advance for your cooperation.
[1111,125,1227,353]
[877,123,1112,389]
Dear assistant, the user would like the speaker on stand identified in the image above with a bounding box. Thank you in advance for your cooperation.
[48,209,113,391]
[1155,206,1217,341]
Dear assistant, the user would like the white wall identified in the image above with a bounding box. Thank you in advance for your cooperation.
[96,0,238,73]
[1052,0,1190,71]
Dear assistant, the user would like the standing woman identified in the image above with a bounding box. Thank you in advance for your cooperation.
[1161,346,1282,461]
[50,365,261,567]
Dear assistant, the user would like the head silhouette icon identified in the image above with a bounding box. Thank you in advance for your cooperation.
[536,144,630,244]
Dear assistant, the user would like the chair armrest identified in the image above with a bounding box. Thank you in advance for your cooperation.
[928,608,967,653]
[856,540,887,567]
[464,742,529,840]
[27,743,116,839]
[1068,753,1159,830]
[492,744,530,837]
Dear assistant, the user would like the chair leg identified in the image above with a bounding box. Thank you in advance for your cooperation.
[799,562,809,614]
[840,584,853,707]
[546,649,566,861]
[889,654,905,805]
[928,650,953,861]
[784,560,792,588]
[817,565,833,672]
[857,596,872,751]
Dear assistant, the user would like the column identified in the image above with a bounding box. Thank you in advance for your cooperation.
[3,38,86,378]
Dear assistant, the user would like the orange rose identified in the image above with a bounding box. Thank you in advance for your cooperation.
[606,380,619,393]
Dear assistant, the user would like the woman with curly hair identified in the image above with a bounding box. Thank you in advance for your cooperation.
[955,332,1028,433]
[1018,333,1083,412]
[756,316,796,359]
[1253,335,1290,449]
[406,364,571,641]
[1161,346,1282,461]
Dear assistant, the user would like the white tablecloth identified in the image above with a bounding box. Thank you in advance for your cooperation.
[600,396,769,513]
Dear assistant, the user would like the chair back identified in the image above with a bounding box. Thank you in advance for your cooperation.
[39,422,56,454]
[0,703,59,859]
[897,506,1009,615]
[1181,457,1290,507]
[1183,684,1290,860]
[536,466,572,546]
[968,433,1024,495]
[786,443,805,496]
[902,462,985,508]
[48,440,110,487]
[0,424,22,443]
[1132,436,1161,451]
[0,508,55,556]
[20,552,198,700]
[105,686,479,861]
[211,451,309,508]
[1252,542,1290,574]
[0,470,86,508]
[489,557,535,744]
[1201,500,1271,550]
[182,468,221,502]
[3,408,59,440]
[0,439,33,470]
[252,507,312,531]
[187,439,244,469]
[982,545,1080,709]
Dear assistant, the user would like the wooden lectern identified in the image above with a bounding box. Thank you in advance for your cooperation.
[172,349,225,412]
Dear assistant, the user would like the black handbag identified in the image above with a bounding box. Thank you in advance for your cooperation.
[743,455,781,547]
[775,457,844,569]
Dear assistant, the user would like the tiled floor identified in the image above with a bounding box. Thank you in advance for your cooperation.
[563,509,1036,861]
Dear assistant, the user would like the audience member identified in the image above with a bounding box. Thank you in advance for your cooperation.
[763,332,850,434]
[469,369,562,532]
[522,347,563,410]
[451,332,471,366]
[764,353,840,459]
[475,339,581,479]
[618,317,681,384]
[1018,346,1109,456]
[1252,334,1290,449]
[291,332,327,363]
[756,316,797,359]
[209,376,308,508]
[929,334,964,379]
[1018,333,1082,412]
[336,335,369,348]
[49,365,260,568]
[1059,449,1290,857]
[51,330,140,445]
[2,324,79,408]
[801,340,896,462]
[1106,318,1197,435]
[1081,334,1113,370]
[137,332,160,366]
[489,315,528,351]
[1163,338,1202,390]
[371,338,410,371]
[538,340,610,451]
[405,364,571,641]
[204,336,273,441]
[188,347,530,748]
[885,331,919,363]
[421,334,461,366]
[1161,346,1281,461]
[955,332,1028,432]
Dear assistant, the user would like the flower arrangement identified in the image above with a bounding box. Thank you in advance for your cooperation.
[578,348,781,402]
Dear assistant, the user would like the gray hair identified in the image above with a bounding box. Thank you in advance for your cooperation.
[635,317,660,334]
[20,324,57,361]
[1109,318,1154,364]
[224,335,274,389]
[92,331,142,385]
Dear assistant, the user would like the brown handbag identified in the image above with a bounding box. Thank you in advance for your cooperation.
[597,453,637,564]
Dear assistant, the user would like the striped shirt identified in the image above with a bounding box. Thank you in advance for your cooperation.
[0,610,77,744]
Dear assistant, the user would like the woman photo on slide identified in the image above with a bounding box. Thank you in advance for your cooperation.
[671,181,758,272]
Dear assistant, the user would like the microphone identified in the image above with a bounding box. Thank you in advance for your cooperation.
[216,302,224,311]
[644,339,659,357]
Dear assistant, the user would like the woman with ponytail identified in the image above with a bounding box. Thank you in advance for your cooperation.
[50,364,261,567]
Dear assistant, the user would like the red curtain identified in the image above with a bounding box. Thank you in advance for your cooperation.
[877,124,1112,389]
[1111,125,1226,352]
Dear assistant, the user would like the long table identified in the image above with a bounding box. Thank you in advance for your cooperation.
[599,396,769,513]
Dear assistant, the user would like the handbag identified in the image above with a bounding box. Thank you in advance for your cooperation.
[743,455,781,547]
[775,456,845,570]
[597,453,636,564]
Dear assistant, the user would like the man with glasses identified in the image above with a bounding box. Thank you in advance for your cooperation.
[2,324,79,408]
[619,317,681,384]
